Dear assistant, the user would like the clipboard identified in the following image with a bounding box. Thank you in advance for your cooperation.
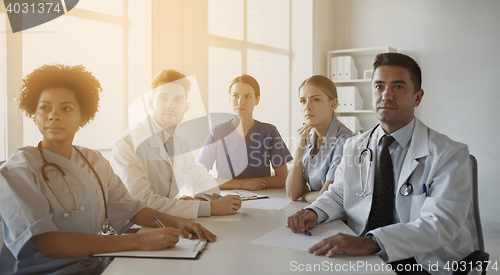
[239,194,269,201]
[92,239,208,259]
[220,190,269,201]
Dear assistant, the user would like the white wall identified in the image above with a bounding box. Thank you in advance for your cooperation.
[312,0,336,76]
[328,0,500,250]
[289,0,314,150]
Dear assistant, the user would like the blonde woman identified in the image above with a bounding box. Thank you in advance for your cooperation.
[286,75,354,203]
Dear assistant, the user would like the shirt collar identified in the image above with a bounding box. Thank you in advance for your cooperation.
[325,117,341,140]
[150,115,173,143]
[307,117,341,148]
[376,117,415,149]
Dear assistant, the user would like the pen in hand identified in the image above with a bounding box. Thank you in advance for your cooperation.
[286,224,312,236]
[151,214,165,228]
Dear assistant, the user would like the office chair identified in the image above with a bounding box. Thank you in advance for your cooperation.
[453,155,489,275]
[0,160,4,242]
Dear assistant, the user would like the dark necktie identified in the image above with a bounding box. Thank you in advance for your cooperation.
[366,135,395,232]
[164,136,174,165]
[164,135,178,196]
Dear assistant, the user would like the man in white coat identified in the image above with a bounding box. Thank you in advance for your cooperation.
[113,69,241,220]
[288,53,477,275]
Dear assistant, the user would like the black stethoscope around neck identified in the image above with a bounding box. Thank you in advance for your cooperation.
[38,142,116,235]
[356,124,413,197]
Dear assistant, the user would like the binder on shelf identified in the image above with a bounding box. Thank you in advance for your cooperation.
[336,86,364,112]
[343,56,358,80]
[338,116,362,134]
[330,57,338,80]
[337,55,345,81]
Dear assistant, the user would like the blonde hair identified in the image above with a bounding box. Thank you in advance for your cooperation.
[298,75,338,100]
[298,75,338,117]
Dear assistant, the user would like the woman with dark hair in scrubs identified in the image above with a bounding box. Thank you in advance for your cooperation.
[197,74,293,191]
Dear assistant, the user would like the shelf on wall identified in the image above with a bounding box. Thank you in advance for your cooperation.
[327,46,397,56]
[334,79,371,84]
[328,46,396,133]
[337,110,374,114]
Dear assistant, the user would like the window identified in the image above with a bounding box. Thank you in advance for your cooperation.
[1,0,151,156]
[22,14,125,149]
[208,0,291,137]
[0,12,6,160]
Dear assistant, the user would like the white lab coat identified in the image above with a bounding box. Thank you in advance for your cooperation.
[311,118,477,275]
[112,117,219,220]
[0,146,144,275]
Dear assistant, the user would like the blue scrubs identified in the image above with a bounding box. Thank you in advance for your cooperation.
[303,117,354,191]
[197,119,293,179]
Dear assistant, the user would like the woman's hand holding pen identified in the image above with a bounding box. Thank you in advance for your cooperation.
[176,220,217,242]
[135,227,181,250]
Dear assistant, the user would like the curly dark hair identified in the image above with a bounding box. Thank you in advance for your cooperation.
[18,64,102,126]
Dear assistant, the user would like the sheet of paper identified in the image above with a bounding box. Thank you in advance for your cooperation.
[250,225,339,252]
[220,190,268,199]
[240,197,292,210]
[220,190,291,210]
[94,238,203,258]
[197,209,244,221]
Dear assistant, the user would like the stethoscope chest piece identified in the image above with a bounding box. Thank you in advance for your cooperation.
[99,220,116,235]
[399,183,413,197]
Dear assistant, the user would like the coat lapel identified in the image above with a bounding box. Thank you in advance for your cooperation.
[366,127,379,197]
[396,118,430,193]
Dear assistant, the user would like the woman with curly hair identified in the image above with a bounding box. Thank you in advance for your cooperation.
[0,64,216,275]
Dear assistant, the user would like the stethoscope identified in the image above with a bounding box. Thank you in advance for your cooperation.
[357,124,413,197]
[38,142,116,235]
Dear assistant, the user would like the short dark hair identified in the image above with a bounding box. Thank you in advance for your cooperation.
[151,69,191,96]
[373,53,422,92]
[228,74,260,98]
[18,64,102,126]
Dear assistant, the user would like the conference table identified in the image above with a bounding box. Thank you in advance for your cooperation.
[103,189,395,275]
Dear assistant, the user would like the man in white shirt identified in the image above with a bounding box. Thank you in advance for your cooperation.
[287,53,477,275]
[113,69,241,220]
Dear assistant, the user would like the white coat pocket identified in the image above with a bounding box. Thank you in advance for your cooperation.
[410,193,426,221]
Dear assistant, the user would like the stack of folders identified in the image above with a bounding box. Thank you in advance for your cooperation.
[338,116,362,134]
[336,86,364,112]
[331,56,358,81]
[93,238,208,259]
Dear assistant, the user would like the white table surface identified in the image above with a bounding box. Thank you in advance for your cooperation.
[103,189,395,275]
